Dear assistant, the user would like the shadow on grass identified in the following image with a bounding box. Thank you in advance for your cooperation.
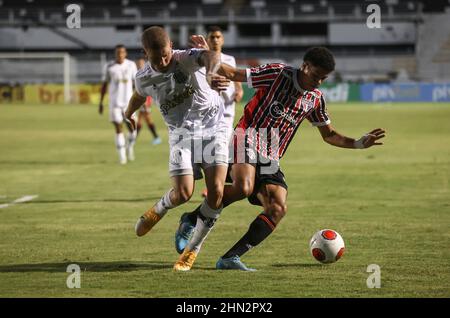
[0,261,218,273]
[0,160,109,165]
[0,261,172,273]
[271,263,323,268]
[30,198,160,204]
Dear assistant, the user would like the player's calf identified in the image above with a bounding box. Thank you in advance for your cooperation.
[264,201,287,225]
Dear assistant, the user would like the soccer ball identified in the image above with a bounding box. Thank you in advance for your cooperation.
[309,229,345,264]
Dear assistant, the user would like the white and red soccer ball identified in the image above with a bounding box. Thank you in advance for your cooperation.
[310,229,345,264]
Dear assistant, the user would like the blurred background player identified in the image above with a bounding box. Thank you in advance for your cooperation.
[206,26,243,136]
[189,27,244,198]
[135,57,162,146]
[99,44,138,164]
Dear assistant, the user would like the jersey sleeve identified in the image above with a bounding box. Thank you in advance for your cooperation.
[173,49,205,72]
[101,63,110,82]
[306,95,331,126]
[131,61,137,82]
[246,63,284,89]
[134,76,146,97]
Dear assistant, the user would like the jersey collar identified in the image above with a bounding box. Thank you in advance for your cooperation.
[293,68,306,95]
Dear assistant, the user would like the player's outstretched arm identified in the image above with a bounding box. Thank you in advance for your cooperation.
[124,91,146,130]
[217,63,247,83]
[318,124,386,149]
[198,50,231,92]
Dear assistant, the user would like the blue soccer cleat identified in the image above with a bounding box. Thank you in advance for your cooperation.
[175,212,196,254]
[152,137,162,145]
[216,256,257,271]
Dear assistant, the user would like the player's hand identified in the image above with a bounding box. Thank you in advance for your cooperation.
[189,35,209,50]
[354,128,386,148]
[207,73,230,92]
[98,103,103,115]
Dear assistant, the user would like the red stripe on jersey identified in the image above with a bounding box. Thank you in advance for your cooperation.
[251,73,278,85]
[248,74,286,154]
[236,89,266,130]
[236,65,327,161]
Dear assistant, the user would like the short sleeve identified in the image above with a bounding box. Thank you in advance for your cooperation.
[134,77,146,97]
[131,61,138,81]
[306,95,331,126]
[173,49,205,71]
[246,63,284,89]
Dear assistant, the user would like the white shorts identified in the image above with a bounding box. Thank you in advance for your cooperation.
[169,126,229,177]
[109,106,126,124]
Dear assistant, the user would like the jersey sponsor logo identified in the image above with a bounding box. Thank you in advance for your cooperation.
[269,101,296,125]
[173,69,188,84]
[160,85,195,115]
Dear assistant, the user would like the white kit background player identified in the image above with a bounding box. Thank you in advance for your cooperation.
[205,26,243,136]
[99,44,138,165]
[189,27,244,197]
[124,26,231,271]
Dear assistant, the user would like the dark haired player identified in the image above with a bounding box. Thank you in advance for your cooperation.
[175,46,386,270]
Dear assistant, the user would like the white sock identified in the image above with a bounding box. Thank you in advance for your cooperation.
[154,189,175,217]
[128,130,137,147]
[115,133,126,163]
[186,200,222,253]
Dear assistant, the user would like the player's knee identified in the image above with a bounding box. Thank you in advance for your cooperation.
[237,178,254,197]
[174,188,193,204]
[206,183,224,207]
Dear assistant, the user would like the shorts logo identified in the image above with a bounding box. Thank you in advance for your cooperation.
[170,149,183,165]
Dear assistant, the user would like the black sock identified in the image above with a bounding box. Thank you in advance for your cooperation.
[148,124,158,138]
[222,213,276,259]
[187,205,201,224]
[136,124,142,136]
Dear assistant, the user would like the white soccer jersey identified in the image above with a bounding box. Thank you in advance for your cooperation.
[220,53,237,122]
[102,59,137,108]
[134,49,224,134]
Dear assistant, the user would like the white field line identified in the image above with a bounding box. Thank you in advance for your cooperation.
[0,195,39,209]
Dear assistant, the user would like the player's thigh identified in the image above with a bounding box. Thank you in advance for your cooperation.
[144,112,153,125]
[110,107,125,124]
[230,163,256,195]
[203,164,228,194]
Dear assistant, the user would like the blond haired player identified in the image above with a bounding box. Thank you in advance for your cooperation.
[125,26,231,271]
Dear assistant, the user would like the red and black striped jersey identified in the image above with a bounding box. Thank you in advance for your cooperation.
[235,63,331,161]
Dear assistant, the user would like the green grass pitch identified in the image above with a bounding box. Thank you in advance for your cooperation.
[0,102,449,297]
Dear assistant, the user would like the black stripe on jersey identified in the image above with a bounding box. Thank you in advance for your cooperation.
[309,107,319,123]
[277,98,308,156]
[318,95,329,122]
[256,71,298,159]
[254,71,292,129]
